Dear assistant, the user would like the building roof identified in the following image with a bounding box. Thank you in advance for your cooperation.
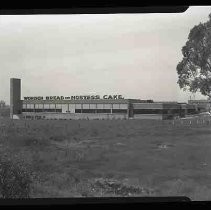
[22,99,130,104]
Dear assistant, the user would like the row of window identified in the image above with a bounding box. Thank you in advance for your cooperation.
[133,109,183,115]
[75,109,127,113]
[22,109,127,114]
[22,108,197,115]
[24,115,45,119]
[22,109,62,113]
[187,109,198,114]
[22,103,128,109]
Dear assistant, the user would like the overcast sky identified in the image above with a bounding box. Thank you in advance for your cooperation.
[1,6,211,104]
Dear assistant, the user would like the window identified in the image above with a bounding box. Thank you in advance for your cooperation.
[90,104,96,109]
[82,104,89,109]
[120,104,128,109]
[75,104,82,109]
[44,109,55,112]
[69,104,75,109]
[38,104,44,109]
[56,109,62,113]
[133,109,163,114]
[104,104,112,109]
[112,109,127,114]
[34,104,39,109]
[112,104,120,109]
[75,109,82,113]
[23,109,34,112]
[35,109,43,112]
[28,104,34,109]
[44,104,50,109]
[97,104,104,109]
[49,104,56,109]
[96,109,111,113]
[56,104,62,109]
[82,109,96,113]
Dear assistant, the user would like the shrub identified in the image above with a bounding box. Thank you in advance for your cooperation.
[49,135,64,142]
[0,157,32,198]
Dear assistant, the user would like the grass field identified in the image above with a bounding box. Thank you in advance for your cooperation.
[1,117,211,200]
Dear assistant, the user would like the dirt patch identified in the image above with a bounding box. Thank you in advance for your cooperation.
[90,178,155,196]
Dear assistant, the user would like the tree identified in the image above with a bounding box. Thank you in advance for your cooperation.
[0,100,6,108]
[176,14,211,98]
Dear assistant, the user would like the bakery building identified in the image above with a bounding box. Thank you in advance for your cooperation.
[10,78,198,120]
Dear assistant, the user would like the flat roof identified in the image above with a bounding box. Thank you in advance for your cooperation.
[188,100,211,103]
[22,99,129,104]
[22,99,186,105]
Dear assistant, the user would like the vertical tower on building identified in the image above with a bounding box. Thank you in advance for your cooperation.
[10,78,21,119]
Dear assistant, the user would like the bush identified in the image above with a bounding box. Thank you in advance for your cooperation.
[0,157,32,198]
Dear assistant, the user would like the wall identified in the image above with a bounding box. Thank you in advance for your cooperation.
[132,102,183,120]
[10,78,22,118]
[133,114,163,120]
[22,112,128,120]
[132,103,163,109]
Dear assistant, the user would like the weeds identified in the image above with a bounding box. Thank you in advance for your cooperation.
[1,119,211,199]
[90,178,154,196]
[0,156,32,198]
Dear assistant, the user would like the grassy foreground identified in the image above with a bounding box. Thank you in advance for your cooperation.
[1,118,211,200]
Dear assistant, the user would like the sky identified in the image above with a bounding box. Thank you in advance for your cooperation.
[1,6,211,105]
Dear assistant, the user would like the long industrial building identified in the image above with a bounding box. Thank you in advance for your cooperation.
[10,78,199,120]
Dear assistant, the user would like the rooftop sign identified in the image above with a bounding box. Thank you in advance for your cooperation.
[23,95,124,101]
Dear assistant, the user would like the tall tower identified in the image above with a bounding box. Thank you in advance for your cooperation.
[10,78,21,119]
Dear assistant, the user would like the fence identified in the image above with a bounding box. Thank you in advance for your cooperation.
[163,115,211,127]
